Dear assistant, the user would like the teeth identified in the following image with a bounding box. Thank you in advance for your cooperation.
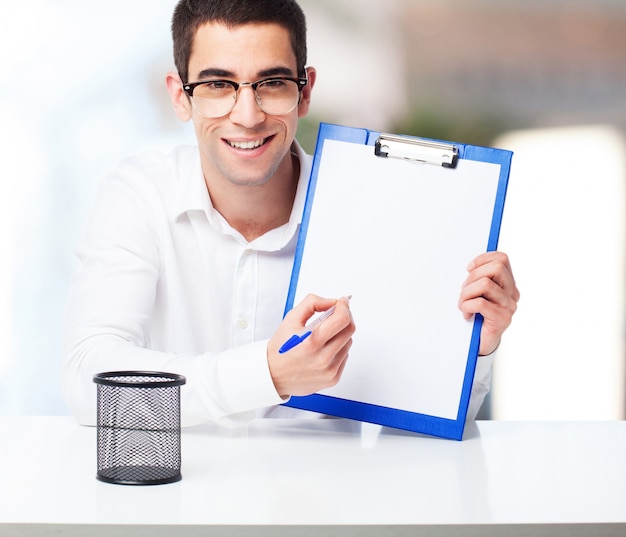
[229,139,265,150]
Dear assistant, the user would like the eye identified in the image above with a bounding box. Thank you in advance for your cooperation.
[203,80,234,93]
[260,78,288,90]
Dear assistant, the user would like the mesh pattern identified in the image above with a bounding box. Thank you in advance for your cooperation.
[94,371,185,485]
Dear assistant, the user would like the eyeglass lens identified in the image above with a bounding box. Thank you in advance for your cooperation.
[191,79,301,118]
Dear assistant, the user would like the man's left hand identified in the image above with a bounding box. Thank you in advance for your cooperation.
[458,251,520,356]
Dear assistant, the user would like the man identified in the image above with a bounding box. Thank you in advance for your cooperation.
[61,0,519,426]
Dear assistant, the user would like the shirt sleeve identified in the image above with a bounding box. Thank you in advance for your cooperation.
[466,352,494,420]
[60,157,285,427]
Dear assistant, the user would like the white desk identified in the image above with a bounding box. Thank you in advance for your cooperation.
[1,416,625,536]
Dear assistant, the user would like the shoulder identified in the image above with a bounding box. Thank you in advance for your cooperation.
[102,145,199,199]
[90,146,201,226]
[113,145,198,183]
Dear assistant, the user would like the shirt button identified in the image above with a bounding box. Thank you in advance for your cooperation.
[238,319,249,330]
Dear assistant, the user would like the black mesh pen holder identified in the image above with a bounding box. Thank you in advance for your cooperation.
[93,371,186,485]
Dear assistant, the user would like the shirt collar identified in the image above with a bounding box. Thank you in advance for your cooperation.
[173,146,212,221]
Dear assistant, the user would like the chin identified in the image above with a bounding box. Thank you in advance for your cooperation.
[227,171,275,188]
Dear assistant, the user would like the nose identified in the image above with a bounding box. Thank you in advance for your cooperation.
[229,85,265,128]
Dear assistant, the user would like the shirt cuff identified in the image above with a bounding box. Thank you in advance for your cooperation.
[215,339,286,415]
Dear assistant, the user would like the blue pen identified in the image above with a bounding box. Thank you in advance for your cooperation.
[278,297,350,354]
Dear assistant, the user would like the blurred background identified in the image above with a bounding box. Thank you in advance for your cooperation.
[0,0,624,419]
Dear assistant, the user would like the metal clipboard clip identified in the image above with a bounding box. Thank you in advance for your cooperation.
[375,134,459,169]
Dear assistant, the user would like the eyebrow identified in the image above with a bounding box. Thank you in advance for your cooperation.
[194,66,296,81]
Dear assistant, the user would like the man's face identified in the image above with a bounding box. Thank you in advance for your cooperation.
[186,22,312,188]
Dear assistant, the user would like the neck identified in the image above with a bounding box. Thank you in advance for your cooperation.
[204,150,300,242]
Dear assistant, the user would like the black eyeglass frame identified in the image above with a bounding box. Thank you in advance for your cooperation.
[182,76,308,99]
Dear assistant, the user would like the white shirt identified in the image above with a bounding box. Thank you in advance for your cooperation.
[61,143,492,427]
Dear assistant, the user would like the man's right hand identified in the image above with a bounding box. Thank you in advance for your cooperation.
[267,294,355,398]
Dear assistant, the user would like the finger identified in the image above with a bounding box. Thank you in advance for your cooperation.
[467,251,513,273]
[465,256,512,285]
[328,318,356,352]
[460,276,509,305]
[460,284,517,324]
[464,257,519,300]
[310,296,354,344]
[329,339,352,385]
[320,337,353,388]
[459,276,505,315]
[459,276,518,323]
[284,294,338,328]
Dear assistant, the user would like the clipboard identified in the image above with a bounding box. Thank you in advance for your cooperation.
[284,123,512,440]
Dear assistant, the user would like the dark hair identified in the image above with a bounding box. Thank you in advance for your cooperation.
[172,0,307,83]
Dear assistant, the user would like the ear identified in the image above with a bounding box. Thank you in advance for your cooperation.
[165,71,192,122]
[297,66,316,118]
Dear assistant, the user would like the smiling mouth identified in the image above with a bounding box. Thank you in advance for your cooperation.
[227,137,271,150]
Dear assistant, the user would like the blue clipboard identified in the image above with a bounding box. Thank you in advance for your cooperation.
[284,123,512,440]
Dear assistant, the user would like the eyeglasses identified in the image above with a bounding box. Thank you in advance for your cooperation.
[182,76,308,118]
